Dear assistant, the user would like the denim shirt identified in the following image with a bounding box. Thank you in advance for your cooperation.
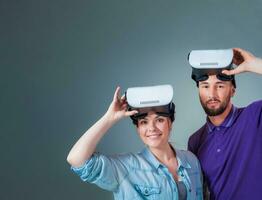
[71,147,203,200]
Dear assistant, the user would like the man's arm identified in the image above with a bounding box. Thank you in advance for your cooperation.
[222,48,262,75]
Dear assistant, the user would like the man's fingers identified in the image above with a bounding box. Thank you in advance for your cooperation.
[233,48,255,61]
[222,68,241,75]
[222,69,233,75]
[233,49,245,65]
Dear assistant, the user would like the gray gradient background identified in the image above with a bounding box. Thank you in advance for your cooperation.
[1,0,262,199]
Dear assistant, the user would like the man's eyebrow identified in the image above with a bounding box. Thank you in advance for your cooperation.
[199,81,227,85]
[215,81,226,84]
[199,82,208,85]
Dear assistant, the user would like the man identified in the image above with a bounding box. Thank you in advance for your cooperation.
[187,48,262,200]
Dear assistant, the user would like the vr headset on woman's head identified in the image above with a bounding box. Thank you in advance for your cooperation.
[188,49,236,88]
[125,85,175,125]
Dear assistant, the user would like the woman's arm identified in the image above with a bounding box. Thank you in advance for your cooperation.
[67,86,137,167]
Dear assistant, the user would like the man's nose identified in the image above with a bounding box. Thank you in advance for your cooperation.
[208,86,217,99]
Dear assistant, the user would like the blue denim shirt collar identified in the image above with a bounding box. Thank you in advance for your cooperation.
[141,145,191,170]
[206,104,237,133]
[176,150,192,169]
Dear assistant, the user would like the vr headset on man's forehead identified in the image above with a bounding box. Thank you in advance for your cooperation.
[188,49,236,87]
[125,85,175,124]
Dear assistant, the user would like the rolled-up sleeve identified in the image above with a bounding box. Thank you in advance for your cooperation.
[71,153,121,191]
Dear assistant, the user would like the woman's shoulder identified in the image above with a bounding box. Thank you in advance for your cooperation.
[175,149,199,167]
[176,149,197,158]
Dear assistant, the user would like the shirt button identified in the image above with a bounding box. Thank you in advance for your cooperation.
[217,149,221,152]
[217,127,220,131]
[145,189,148,194]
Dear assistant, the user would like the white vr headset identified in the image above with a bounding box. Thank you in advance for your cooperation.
[125,85,175,123]
[188,49,236,86]
[126,84,173,108]
[188,49,233,69]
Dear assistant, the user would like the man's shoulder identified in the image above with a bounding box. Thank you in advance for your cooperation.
[189,123,207,142]
[187,123,208,153]
[246,99,262,109]
[236,99,262,116]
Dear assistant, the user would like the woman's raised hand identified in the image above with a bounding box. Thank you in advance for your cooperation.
[105,86,138,123]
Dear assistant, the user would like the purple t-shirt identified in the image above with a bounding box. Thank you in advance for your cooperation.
[188,100,262,200]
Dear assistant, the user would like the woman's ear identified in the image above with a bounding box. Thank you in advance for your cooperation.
[136,125,139,133]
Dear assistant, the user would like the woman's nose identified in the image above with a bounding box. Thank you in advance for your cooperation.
[147,121,156,131]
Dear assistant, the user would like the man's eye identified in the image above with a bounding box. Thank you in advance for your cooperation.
[201,85,209,89]
[218,85,224,88]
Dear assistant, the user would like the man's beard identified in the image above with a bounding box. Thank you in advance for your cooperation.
[199,96,230,116]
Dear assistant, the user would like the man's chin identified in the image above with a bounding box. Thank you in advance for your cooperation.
[206,110,220,116]
[204,107,225,116]
[200,96,231,117]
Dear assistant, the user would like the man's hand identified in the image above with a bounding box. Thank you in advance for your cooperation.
[222,48,262,75]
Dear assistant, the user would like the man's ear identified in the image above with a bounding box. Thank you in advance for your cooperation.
[168,119,172,131]
[231,87,236,97]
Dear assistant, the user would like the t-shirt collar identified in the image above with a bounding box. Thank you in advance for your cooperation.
[206,104,237,133]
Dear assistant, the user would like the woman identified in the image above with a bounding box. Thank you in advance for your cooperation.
[67,85,203,200]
